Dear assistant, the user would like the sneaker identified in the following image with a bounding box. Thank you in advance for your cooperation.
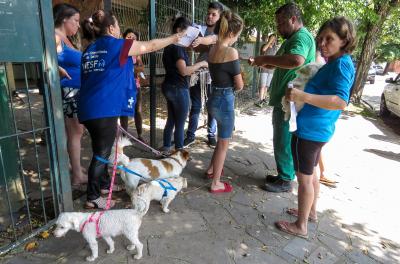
[265,174,279,183]
[263,178,292,193]
[159,146,172,156]
[183,137,195,148]
[208,137,217,148]
[254,100,264,108]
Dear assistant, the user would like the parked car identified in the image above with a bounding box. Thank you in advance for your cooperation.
[380,74,400,117]
[373,65,384,75]
[367,66,376,84]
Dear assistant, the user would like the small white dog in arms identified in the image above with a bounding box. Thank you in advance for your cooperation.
[132,176,188,214]
[110,137,191,194]
[282,62,324,120]
[54,209,145,261]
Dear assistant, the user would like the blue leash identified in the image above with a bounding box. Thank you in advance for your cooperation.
[156,179,177,197]
[95,155,145,179]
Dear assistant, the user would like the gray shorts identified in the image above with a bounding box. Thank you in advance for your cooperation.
[260,72,274,88]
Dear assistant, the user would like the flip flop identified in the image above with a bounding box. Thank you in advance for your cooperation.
[320,177,338,188]
[210,182,232,194]
[205,168,224,179]
[275,221,308,239]
[286,208,318,223]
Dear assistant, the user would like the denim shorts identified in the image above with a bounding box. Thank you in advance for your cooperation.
[207,87,235,139]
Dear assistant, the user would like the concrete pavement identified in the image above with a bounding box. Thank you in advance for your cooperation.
[1,102,399,264]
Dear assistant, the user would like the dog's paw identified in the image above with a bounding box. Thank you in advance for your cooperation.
[127,244,135,251]
[162,207,170,213]
[134,253,142,259]
[86,255,96,262]
[106,248,114,254]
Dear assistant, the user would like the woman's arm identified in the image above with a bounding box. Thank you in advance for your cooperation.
[176,59,208,76]
[191,35,218,48]
[286,88,347,110]
[233,73,244,91]
[129,33,183,56]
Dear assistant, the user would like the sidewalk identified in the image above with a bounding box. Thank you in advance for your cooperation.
[2,105,399,264]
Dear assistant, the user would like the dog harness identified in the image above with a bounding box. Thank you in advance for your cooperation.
[156,179,177,197]
[80,211,104,237]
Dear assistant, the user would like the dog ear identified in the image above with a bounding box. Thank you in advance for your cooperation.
[181,150,190,161]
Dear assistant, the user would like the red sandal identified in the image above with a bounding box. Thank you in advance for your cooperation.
[210,182,232,194]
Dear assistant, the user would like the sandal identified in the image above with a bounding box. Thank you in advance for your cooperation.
[275,220,308,239]
[210,182,233,194]
[205,168,224,179]
[84,197,115,210]
[286,208,318,222]
[320,176,338,188]
[100,184,125,195]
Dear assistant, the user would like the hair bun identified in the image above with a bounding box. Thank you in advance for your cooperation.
[223,10,232,20]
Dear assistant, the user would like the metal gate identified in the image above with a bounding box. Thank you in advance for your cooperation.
[109,0,208,146]
[0,0,72,254]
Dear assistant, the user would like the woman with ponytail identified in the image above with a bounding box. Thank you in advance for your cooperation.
[205,10,244,193]
[78,10,184,209]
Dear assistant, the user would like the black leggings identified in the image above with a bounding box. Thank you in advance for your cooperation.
[83,117,118,201]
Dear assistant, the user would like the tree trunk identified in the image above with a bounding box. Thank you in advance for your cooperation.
[352,0,399,103]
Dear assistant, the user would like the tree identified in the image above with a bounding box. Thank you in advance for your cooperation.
[352,0,400,102]
[221,0,400,102]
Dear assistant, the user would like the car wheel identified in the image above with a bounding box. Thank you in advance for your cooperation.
[379,95,390,117]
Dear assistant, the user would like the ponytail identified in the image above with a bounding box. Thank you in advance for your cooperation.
[82,10,117,42]
[214,10,243,40]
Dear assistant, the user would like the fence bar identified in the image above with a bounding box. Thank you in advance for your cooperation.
[22,63,48,224]
[149,0,157,147]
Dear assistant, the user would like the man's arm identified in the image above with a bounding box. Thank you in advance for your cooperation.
[252,54,305,70]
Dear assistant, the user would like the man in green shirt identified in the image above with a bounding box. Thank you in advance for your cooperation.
[249,2,315,192]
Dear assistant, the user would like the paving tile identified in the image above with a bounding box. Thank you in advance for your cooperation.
[283,237,318,259]
[307,246,338,264]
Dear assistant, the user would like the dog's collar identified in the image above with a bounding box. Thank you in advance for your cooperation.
[168,156,183,167]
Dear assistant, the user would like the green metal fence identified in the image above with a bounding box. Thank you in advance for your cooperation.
[0,0,71,254]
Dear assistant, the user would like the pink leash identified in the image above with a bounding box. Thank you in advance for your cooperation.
[80,128,120,237]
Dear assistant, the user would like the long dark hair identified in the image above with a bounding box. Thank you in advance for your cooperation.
[82,10,117,41]
[53,3,80,28]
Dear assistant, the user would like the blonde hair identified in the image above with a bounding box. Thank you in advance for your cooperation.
[214,10,243,40]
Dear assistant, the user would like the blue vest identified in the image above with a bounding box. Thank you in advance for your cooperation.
[78,36,136,122]
[57,41,81,89]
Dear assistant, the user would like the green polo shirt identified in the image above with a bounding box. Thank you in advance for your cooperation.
[268,27,316,106]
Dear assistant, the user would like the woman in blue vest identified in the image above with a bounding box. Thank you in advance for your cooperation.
[275,17,356,238]
[53,4,87,189]
[80,10,184,209]
[161,16,208,153]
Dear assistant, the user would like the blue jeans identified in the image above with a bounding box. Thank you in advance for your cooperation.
[162,84,190,149]
[207,87,235,139]
[186,82,217,140]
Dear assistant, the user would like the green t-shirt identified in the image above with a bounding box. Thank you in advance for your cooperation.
[268,27,316,106]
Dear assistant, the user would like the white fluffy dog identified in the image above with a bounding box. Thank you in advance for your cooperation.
[132,176,188,214]
[110,137,191,194]
[54,209,146,261]
[282,62,324,120]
